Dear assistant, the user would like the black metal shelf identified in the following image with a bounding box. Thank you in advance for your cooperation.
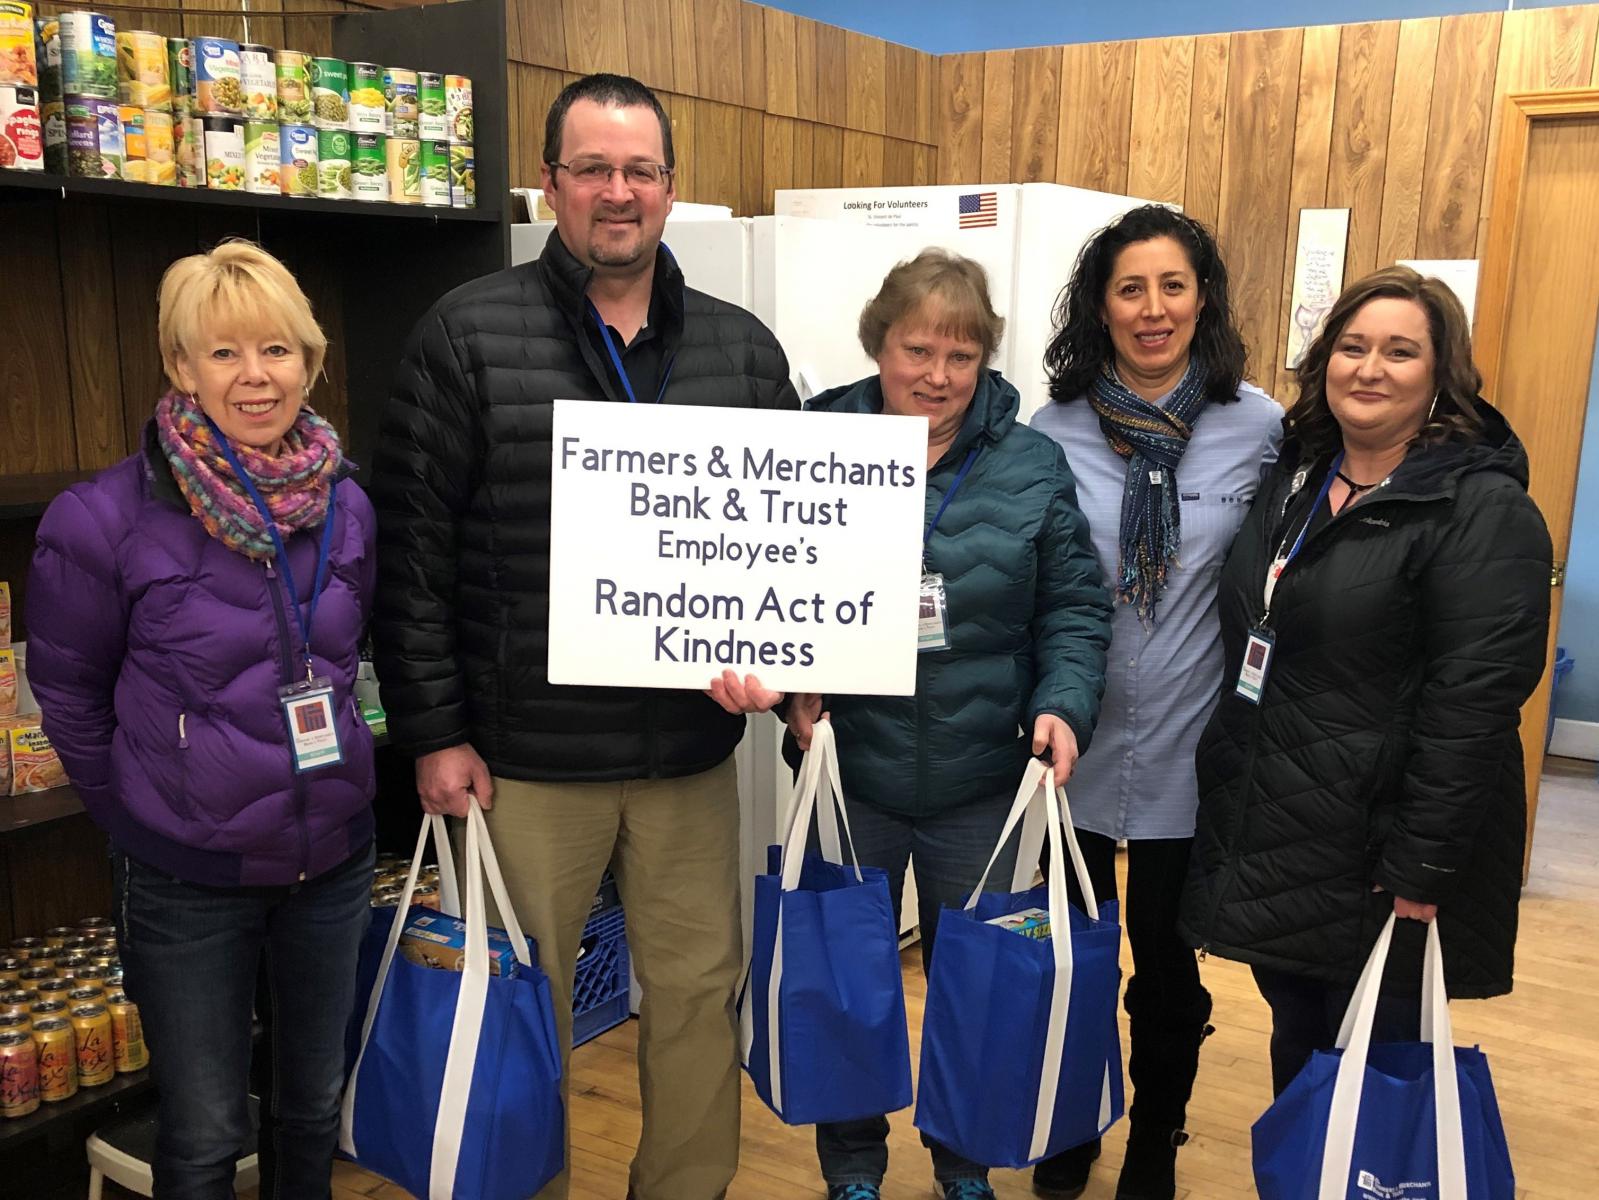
[0,168,501,223]
[0,1066,152,1148]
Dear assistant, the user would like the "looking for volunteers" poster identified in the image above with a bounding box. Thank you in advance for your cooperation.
[547,400,926,696]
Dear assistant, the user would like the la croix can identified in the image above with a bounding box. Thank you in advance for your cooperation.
[104,992,147,1073]
[31,1016,75,1102]
[32,978,71,1006]
[69,1003,113,1087]
[0,956,18,988]
[0,1029,39,1118]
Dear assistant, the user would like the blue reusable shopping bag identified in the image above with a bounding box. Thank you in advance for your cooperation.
[915,758,1125,1168]
[739,720,913,1124]
[1253,915,1515,1200]
[340,803,564,1200]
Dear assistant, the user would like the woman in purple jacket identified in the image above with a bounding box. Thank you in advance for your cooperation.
[27,240,376,1200]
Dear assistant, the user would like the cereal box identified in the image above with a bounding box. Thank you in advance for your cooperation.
[9,722,65,794]
[0,649,16,718]
[985,907,1052,940]
[398,911,520,978]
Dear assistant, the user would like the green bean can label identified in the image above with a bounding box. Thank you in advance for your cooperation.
[384,134,418,204]
[420,136,448,207]
[449,142,474,209]
[316,125,350,198]
[417,70,445,141]
[279,121,316,196]
[308,56,347,130]
[60,12,115,100]
[382,66,416,138]
[274,50,310,123]
[243,119,277,192]
[351,130,385,201]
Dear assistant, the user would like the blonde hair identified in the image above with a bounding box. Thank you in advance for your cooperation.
[858,248,1005,367]
[157,240,328,390]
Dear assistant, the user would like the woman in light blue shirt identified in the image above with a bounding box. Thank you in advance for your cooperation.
[1029,206,1281,1200]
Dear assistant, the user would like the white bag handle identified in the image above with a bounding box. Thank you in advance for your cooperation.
[340,799,533,1199]
[427,814,462,917]
[1319,915,1466,1200]
[962,759,1103,1160]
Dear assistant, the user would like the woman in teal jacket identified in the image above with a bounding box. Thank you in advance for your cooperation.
[711,249,1112,1200]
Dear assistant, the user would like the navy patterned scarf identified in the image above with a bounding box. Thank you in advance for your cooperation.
[1088,358,1209,624]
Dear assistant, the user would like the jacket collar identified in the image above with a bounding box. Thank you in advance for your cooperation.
[538,229,686,335]
[806,368,1021,470]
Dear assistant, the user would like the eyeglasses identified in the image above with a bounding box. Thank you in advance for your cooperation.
[548,158,673,189]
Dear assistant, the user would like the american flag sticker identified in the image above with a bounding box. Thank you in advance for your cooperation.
[958,191,998,229]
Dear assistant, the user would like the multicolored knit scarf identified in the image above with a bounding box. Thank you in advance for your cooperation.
[1088,357,1209,625]
[156,389,344,560]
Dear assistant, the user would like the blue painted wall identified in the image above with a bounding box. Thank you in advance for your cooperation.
[762,0,1596,55]
[1556,327,1599,725]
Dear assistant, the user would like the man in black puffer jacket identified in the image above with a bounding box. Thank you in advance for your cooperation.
[370,74,797,1200]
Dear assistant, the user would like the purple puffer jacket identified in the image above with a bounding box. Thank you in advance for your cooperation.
[26,428,377,887]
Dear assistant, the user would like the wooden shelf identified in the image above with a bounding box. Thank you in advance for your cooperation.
[0,785,86,834]
[0,472,97,520]
[0,1065,152,1147]
[0,168,501,223]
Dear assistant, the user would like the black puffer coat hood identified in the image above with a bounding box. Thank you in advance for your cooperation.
[1179,400,1552,998]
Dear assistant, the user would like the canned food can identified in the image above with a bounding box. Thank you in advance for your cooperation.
[89,954,117,970]
[76,917,113,932]
[104,993,147,1072]
[351,130,384,200]
[243,118,276,192]
[59,11,114,100]
[66,986,103,1009]
[1,988,33,1012]
[420,137,448,207]
[315,125,349,197]
[392,859,414,871]
[74,965,108,989]
[9,939,42,961]
[384,135,418,204]
[31,1016,75,1102]
[166,37,193,114]
[33,15,59,101]
[40,94,60,169]
[346,59,382,132]
[0,956,18,987]
[60,936,91,953]
[274,48,310,123]
[144,106,173,183]
[0,83,42,170]
[201,113,242,188]
[193,36,241,115]
[443,73,471,144]
[175,111,199,185]
[118,102,145,180]
[94,939,118,957]
[0,1012,28,1037]
[16,965,51,989]
[29,1000,66,1025]
[0,1029,39,1118]
[69,1004,112,1087]
[412,882,441,909]
[278,121,315,196]
[417,71,444,141]
[0,1,37,90]
[65,93,120,177]
[114,30,168,109]
[371,886,403,907]
[44,928,75,949]
[27,952,59,974]
[449,143,474,209]
[308,56,346,129]
[33,980,72,1007]
[383,66,416,138]
[238,41,273,120]
[102,966,124,989]
[55,954,88,979]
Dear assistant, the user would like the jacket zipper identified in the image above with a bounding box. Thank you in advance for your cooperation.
[264,558,313,882]
[178,712,189,749]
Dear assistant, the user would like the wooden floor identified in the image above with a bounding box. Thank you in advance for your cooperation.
[206,761,1599,1199]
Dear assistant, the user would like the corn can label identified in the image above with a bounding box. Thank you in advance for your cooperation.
[0,1,36,90]
[115,30,169,110]
[346,59,382,132]
[243,119,277,192]
[144,106,174,183]
[351,129,384,200]
[275,48,310,123]
[193,37,242,115]
[316,125,350,197]
[417,69,445,141]
[308,56,347,129]
[279,121,316,196]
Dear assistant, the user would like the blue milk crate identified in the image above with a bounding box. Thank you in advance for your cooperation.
[572,905,630,1047]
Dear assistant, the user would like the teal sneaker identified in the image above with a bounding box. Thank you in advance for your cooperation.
[827,1185,882,1200]
[939,1180,997,1200]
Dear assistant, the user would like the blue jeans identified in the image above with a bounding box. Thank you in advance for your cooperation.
[115,842,373,1200]
[816,794,1018,1187]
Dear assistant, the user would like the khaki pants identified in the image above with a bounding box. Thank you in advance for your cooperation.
[474,758,743,1200]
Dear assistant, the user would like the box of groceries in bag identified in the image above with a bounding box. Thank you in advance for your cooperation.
[985,907,1052,940]
[399,911,521,978]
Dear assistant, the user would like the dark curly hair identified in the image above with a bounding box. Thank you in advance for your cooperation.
[1285,265,1484,456]
[1042,205,1247,405]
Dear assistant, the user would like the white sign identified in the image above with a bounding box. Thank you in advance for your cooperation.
[548,400,926,696]
[1286,208,1352,368]
[1398,259,1480,329]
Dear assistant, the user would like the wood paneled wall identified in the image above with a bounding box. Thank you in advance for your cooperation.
[936,4,1599,401]
[505,0,939,214]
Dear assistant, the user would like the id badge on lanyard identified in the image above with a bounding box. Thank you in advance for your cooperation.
[918,446,980,654]
[208,416,345,772]
[1235,458,1338,705]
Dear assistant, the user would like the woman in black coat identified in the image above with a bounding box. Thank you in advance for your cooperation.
[1178,265,1552,1095]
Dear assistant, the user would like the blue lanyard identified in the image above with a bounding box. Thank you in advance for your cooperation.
[587,301,676,404]
[1263,452,1341,622]
[207,417,338,685]
[924,447,981,551]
